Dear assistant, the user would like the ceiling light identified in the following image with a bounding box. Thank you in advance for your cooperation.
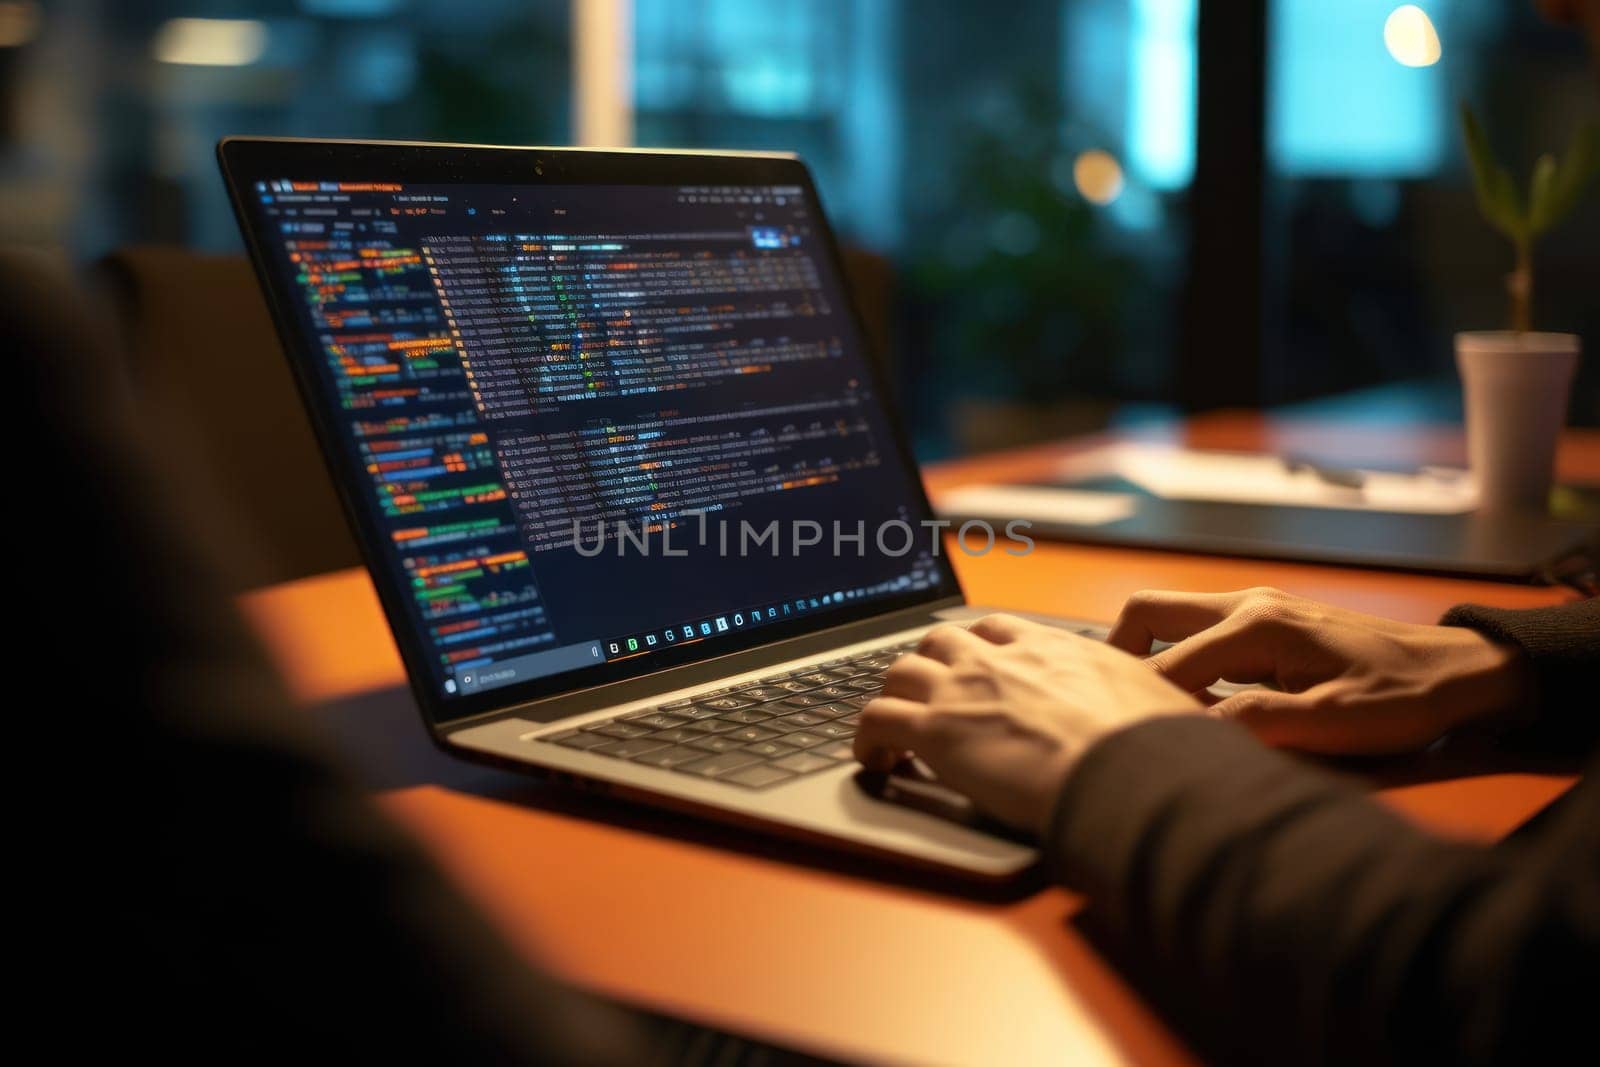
[1383,5,1441,68]
[152,18,268,67]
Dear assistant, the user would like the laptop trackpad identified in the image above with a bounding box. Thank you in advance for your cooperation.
[854,759,1033,845]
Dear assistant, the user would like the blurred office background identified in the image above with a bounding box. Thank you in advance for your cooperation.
[3,0,1597,456]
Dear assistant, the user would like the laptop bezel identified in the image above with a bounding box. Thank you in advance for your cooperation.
[216,137,965,733]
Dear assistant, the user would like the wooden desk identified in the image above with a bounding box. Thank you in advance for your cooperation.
[240,414,1596,1067]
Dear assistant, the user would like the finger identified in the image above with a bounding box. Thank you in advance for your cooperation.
[1215,681,1450,755]
[880,653,947,701]
[1210,685,1327,749]
[1145,614,1285,693]
[853,696,932,771]
[967,613,1042,645]
[1107,588,1254,655]
[916,624,990,664]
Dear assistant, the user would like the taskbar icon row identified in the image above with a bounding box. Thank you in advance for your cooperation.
[601,585,886,661]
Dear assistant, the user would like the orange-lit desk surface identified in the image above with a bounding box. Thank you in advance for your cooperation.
[240,413,1595,1067]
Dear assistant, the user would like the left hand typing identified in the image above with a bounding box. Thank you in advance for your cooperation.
[853,615,1202,836]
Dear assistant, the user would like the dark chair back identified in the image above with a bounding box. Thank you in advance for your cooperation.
[96,247,360,589]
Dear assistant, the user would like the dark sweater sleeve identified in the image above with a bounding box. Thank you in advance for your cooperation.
[1046,717,1600,1067]
[1440,599,1600,750]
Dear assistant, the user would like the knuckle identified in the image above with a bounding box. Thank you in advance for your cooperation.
[1245,586,1289,608]
[1118,590,1162,617]
[883,656,924,687]
[1240,588,1295,628]
[917,625,962,654]
[972,613,1020,636]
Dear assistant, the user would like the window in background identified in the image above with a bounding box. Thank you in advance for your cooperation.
[1063,0,1197,230]
[877,0,1195,456]
[632,0,897,249]
[1127,0,1197,192]
[0,0,570,258]
[1260,0,1600,422]
[1268,0,1447,178]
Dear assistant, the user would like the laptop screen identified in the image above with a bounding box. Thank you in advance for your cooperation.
[229,147,958,720]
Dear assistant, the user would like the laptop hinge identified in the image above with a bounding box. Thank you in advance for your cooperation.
[439,596,964,734]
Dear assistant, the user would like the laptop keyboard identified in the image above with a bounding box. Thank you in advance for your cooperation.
[534,638,921,790]
[535,624,1110,790]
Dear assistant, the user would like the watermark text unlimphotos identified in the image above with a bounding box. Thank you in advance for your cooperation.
[570,512,1033,558]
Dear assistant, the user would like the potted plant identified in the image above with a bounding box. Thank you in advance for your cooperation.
[1455,104,1597,511]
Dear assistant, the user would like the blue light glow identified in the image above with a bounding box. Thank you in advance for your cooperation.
[1268,0,1446,176]
[1127,0,1197,190]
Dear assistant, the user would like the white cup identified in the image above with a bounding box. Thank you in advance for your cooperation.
[1455,331,1580,513]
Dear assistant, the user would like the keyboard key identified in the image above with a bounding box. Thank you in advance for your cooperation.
[826,665,872,678]
[742,740,794,759]
[686,735,744,753]
[778,711,827,727]
[592,737,671,759]
[809,685,858,701]
[807,702,854,720]
[761,716,815,734]
[696,695,756,712]
[718,707,774,724]
[781,694,830,708]
[735,686,792,702]
[723,764,796,790]
[673,705,727,720]
[725,726,779,743]
[631,744,707,769]
[772,751,837,775]
[643,727,704,744]
[845,678,884,692]
[678,751,765,778]
[583,720,652,739]
[682,718,742,735]
[780,731,828,749]
[816,741,853,759]
[620,712,688,730]
[840,713,861,725]
[794,671,842,687]
[812,721,855,740]
[544,730,612,750]
[770,679,816,694]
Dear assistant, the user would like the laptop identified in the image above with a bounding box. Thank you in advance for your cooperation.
[218,137,1098,879]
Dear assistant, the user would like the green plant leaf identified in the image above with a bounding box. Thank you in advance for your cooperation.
[1527,154,1558,236]
[1529,118,1600,237]
[1459,102,1527,241]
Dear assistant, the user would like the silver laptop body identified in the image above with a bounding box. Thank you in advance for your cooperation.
[219,137,1097,879]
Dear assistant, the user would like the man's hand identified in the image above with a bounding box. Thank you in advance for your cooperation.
[1108,587,1532,754]
[853,616,1201,836]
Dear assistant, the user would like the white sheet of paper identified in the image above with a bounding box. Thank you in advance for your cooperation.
[936,484,1139,527]
[1055,442,1476,514]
